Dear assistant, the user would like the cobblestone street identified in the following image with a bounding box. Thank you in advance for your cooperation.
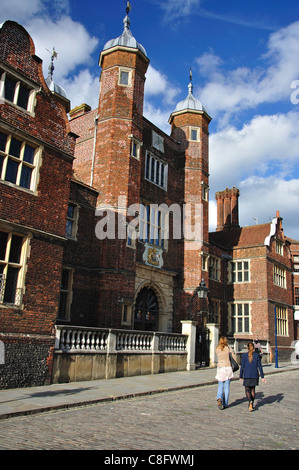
[0,369,298,452]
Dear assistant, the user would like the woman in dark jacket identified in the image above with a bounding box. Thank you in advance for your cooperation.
[240,342,267,411]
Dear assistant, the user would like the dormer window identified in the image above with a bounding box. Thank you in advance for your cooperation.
[0,68,37,113]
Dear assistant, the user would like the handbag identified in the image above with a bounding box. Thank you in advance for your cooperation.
[229,351,239,372]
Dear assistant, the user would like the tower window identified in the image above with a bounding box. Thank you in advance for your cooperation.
[130,136,142,160]
[190,127,199,141]
[119,68,131,86]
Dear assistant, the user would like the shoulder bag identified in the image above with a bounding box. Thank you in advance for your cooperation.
[229,350,239,372]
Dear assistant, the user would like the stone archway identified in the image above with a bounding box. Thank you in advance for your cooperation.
[133,287,159,331]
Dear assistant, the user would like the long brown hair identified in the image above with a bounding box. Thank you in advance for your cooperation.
[217,336,228,351]
[247,342,254,362]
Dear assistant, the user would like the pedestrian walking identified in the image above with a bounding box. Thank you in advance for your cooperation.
[239,342,267,411]
[215,336,237,409]
[254,338,263,358]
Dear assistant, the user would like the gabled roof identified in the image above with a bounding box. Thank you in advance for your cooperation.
[209,223,273,250]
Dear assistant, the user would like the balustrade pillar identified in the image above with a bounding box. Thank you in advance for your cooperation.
[206,323,219,367]
[181,320,197,370]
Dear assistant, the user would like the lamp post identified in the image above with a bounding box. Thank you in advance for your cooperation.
[187,279,208,321]
[274,305,279,368]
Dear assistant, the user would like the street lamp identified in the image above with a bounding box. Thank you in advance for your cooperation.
[197,279,208,299]
[187,279,208,320]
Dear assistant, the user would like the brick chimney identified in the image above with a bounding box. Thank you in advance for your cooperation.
[69,103,91,120]
[216,187,240,231]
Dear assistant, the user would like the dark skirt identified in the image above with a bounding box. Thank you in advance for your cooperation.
[243,377,259,387]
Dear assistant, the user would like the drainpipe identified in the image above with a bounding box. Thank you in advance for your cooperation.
[90,114,99,187]
[222,253,232,336]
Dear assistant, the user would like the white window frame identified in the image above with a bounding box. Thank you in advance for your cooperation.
[229,302,251,334]
[139,203,169,250]
[0,130,42,193]
[201,182,209,202]
[209,255,221,281]
[276,239,284,255]
[129,135,142,160]
[0,67,38,114]
[119,67,132,87]
[190,127,200,142]
[273,264,286,288]
[275,305,288,336]
[145,151,168,190]
[65,203,79,240]
[0,229,28,307]
[229,260,250,283]
[201,253,208,272]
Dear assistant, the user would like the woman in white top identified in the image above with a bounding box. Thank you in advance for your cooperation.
[215,336,237,409]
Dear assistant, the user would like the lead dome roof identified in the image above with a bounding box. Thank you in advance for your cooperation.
[103,15,147,57]
[174,82,208,114]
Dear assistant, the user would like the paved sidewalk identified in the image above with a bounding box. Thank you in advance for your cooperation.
[0,361,298,419]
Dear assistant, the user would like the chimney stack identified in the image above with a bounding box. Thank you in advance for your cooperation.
[216,187,240,231]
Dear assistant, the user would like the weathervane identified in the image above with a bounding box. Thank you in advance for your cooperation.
[124,1,131,15]
[46,47,58,80]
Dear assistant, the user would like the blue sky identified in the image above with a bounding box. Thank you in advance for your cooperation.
[1,0,299,240]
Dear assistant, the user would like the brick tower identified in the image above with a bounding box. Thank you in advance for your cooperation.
[94,9,149,326]
[169,76,211,323]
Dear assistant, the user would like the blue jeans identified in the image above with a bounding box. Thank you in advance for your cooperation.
[217,380,231,407]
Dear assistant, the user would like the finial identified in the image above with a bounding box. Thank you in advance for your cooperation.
[188,67,193,95]
[46,47,58,80]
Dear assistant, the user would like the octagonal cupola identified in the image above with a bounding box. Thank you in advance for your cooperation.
[169,72,210,125]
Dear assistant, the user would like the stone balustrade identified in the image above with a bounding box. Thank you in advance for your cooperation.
[53,326,188,384]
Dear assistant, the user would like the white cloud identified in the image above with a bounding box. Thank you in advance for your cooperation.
[160,0,201,21]
[209,174,299,239]
[144,101,172,134]
[0,0,100,109]
[197,21,299,120]
[238,176,299,239]
[145,65,180,106]
[0,0,43,22]
[209,110,299,190]
[208,110,299,239]
[61,69,100,110]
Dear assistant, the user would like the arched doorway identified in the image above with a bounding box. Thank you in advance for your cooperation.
[134,287,159,331]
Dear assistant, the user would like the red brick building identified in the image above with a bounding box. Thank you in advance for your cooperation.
[0,21,76,387]
[0,15,296,388]
[210,189,294,361]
